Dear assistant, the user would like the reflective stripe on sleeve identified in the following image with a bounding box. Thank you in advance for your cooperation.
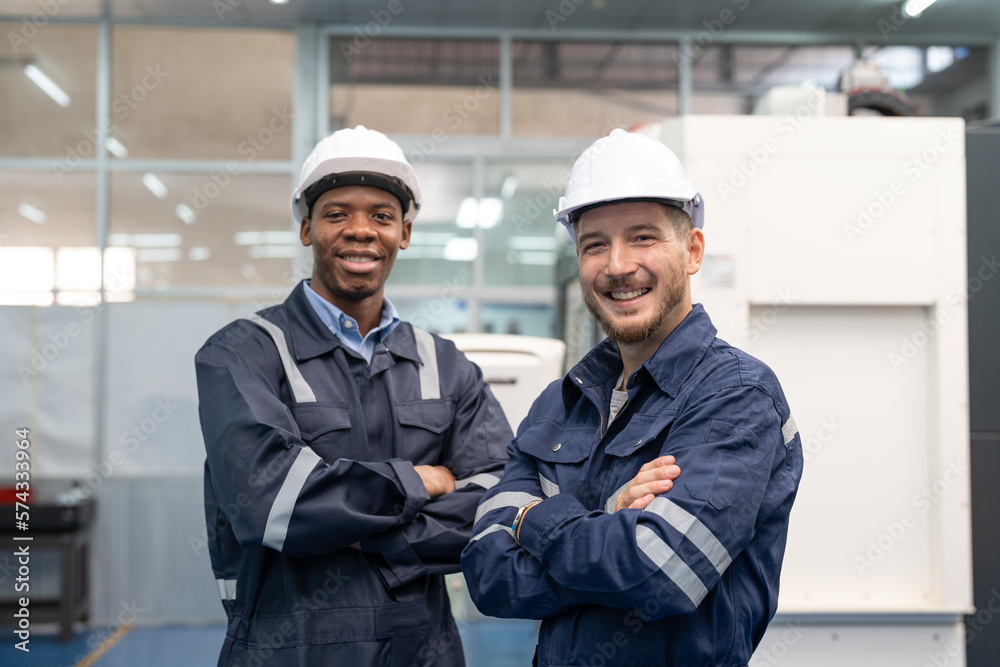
[216,578,237,601]
[262,446,322,551]
[636,525,708,608]
[469,523,513,543]
[781,414,798,446]
[412,327,441,400]
[539,473,560,498]
[455,473,501,490]
[246,314,317,404]
[474,491,542,525]
[605,481,630,513]
[645,497,732,575]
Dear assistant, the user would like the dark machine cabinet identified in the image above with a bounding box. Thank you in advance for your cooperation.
[965,122,1000,667]
[0,488,95,642]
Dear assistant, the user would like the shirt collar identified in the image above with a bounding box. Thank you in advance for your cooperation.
[565,304,717,399]
[303,279,400,341]
[285,280,408,362]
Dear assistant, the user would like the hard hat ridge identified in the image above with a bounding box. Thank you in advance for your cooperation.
[291,125,422,223]
[555,128,704,239]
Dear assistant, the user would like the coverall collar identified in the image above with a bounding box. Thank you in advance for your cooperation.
[566,303,717,399]
[285,280,422,365]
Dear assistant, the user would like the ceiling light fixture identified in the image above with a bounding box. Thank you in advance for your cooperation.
[142,173,168,199]
[175,203,197,225]
[902,0,939,18]
[105,137,129,158]
[18,203,47,224]
[455,196,504,229]
[24,64,70,107]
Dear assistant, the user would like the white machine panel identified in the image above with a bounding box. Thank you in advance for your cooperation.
[442,333,566,432]
[656,116,972,661]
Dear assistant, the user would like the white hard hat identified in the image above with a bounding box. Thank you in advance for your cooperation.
[292,125,422,223]
[555,128,704,239]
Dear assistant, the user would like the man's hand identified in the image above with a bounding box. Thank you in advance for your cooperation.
[613,456,681,512]
[414,465,456,499]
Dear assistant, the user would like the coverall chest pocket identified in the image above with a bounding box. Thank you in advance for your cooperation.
[517,419,591,497]
[395,399,454,465]
[290,403,352,462]
[686,418,757,511]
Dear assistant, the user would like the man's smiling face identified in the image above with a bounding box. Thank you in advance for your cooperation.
[300,184,411,311]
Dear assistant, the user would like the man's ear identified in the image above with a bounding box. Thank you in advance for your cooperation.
[399,219,412,250]
[686,228,705,276]
[300,217,312,246]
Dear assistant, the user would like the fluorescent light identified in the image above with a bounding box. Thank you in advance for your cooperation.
[478,197,503,229]
[188,247,211,261]
[456,197,478,229]
[18,203,47,224]
[234,231,299,245]
[175,203,197,225]
[142,173,168,199]
[24,65,70,107]
[507,250,557,266]
[270,0,290,4]
[248,245,299,259]
[409,232,457,246]
[105,137,129,158]
[507,236,558,251]
[902,0,938,18]
[443,237,478,262]
[108,233,182,248]
[455,197,504,229]
[136,248,182,263]
[500,175,518,200]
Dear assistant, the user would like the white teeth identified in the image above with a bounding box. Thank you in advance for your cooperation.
[343,256,375,263]
[609,288,648,301]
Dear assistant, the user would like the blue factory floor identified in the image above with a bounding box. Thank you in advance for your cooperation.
[0,619,540,666]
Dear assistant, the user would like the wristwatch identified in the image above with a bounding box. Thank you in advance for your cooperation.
[511,500,540,543]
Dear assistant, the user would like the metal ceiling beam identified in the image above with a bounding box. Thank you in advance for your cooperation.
[2,14,996,47]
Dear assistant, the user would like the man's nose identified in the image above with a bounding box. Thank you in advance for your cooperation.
[605,240,638,277]
[343,214,377,240]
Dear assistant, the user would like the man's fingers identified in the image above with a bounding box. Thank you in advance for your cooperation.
[638,455,675,473]
[629,493,656,511]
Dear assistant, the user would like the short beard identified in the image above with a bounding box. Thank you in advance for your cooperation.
[581,275,685,345]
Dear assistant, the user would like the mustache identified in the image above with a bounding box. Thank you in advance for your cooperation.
[594,277,648,292]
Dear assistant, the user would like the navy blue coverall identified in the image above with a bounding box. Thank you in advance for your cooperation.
[462,304,803,667]
[196,281,511,667]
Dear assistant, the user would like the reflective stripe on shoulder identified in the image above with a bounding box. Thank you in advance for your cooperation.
[216,578,237,600]
[455,473,501,490]
[781,414,798,446]
[412,326,441,400]
[539,473,560,498]
[262,446,322,551]
[474,491,541,525]
[636,525,708,608]
[645,497,732,575]
[245,313,317,404]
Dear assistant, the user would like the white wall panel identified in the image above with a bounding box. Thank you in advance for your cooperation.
[0,305,97,478]
[102,302,232,475]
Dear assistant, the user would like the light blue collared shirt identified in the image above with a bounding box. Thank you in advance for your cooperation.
[303,281,401,363]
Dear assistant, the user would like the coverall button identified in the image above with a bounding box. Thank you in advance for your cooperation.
[553,444,562,452]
